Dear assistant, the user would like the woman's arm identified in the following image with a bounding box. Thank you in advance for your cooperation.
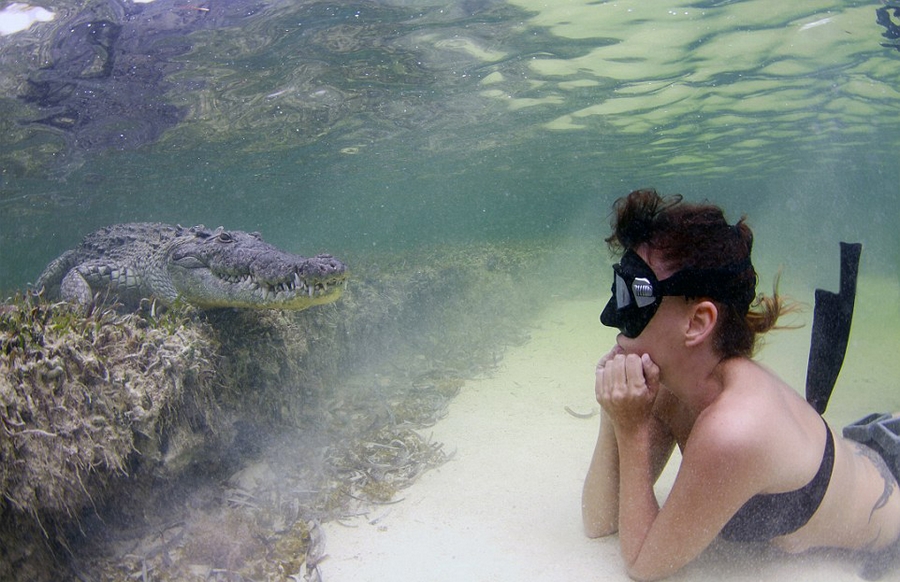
[619,416,765,581]
[582,408,621,537]
[599,355,766,581]
[583,351,676,538]
[582,410,676,538]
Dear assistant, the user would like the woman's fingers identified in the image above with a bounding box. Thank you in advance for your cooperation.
[598,354,645,398]
[624,353,645,391]
[641,353,660,397]
[595,345,625,402]
[595,366,604,402]
[596,354,658,425]
[596,344,624,373]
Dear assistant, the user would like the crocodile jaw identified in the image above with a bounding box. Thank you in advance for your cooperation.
[166,263,346,310]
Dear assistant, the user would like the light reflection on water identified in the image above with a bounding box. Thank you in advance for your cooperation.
[1,1,900,579]
[0,9,896,376]
[0,0,897,377]
[1,1,898,280]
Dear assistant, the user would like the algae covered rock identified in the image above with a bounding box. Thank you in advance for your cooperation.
[0,241,570,581]
[0,296,219,522]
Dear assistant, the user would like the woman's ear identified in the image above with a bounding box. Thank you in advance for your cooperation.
[684,300,718,347]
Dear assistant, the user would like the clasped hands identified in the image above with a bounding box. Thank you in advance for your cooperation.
[595,346,661,433]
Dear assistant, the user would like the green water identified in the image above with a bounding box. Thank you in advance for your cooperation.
[1,0,899,319]
[3,2,900,577]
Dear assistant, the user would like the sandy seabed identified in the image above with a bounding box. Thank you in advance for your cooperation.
[321,297,900,582]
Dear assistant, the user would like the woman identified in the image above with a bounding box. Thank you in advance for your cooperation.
[582,188,900,581]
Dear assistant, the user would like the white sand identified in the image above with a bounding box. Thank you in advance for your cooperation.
[321,298,900,581]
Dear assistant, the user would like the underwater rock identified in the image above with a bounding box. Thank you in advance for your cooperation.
[0,296,218,522]
[1,241,565,581]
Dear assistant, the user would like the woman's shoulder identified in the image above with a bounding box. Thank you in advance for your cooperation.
[722,356,783,388]
[692,363,804,462]
[696,361,830,486]
[678,402,776,501]
[716,357,807,421]
[692,401,770,457]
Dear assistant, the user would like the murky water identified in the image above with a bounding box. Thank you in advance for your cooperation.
[2,0,898,290]
[1,0,900,578]
[3,0,897,388]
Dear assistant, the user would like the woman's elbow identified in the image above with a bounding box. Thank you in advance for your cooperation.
[584,524,619,539]
[582,517,618,538]
[625,558,679,582]
[625,565,668,582]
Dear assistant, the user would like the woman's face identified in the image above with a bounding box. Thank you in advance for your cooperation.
[614,245,691,364]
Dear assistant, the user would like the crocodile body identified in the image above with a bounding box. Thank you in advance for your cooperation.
[35,223,347,310]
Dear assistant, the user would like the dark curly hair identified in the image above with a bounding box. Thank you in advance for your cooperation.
[606,188,793,358]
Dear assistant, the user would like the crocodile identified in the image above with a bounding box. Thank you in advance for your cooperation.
[35,223,347,310]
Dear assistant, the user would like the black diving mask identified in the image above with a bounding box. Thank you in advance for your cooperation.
[600,249,753,339]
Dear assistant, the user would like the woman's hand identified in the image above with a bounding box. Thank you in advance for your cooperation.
[595,350,661,433]
[595,344,624,375]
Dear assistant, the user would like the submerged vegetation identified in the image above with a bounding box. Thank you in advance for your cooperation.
[0,294,217,519]
[0,241,579,581]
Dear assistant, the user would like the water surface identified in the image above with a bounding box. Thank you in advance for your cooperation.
[1,0,897,291]
[2,0,900,578]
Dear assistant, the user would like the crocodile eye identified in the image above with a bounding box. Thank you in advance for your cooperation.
[216,232,234,243]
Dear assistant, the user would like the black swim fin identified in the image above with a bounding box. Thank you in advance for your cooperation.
[805,242,862,414]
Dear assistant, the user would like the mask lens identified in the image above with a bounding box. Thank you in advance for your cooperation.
[600,256,662,338]
[615,272,632,308]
